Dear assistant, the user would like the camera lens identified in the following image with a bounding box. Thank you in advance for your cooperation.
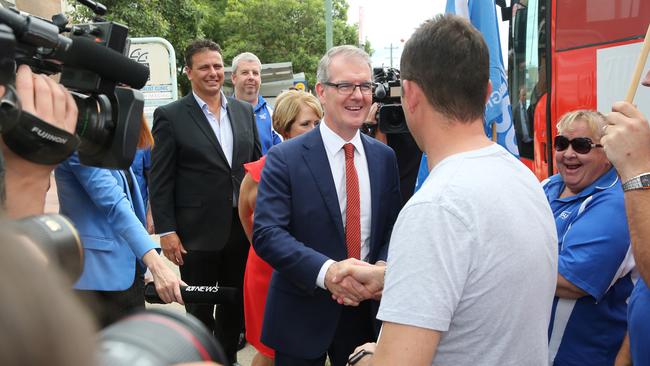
[72,92,114,157]
[98,308,229,366]
[13,213,83,283]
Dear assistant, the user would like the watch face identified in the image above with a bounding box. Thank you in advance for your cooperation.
[640,174,650,187]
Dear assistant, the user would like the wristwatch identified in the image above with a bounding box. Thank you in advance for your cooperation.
[348,349,374,365]
[622,173,650,192]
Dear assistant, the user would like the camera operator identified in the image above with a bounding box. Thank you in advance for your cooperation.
[1,64,77,219]
[364,102,422,207]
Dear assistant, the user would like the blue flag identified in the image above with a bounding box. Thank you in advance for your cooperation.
[415,0,518,192]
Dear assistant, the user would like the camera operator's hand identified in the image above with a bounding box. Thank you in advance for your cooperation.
[2,65,78,218]
[365,102,387,144]
[142,249,186,305]
[160,232,188,266]
[14,65,77,132]
[367,103,379,124]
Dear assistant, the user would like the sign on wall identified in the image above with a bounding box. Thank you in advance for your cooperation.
[128,37,178,126]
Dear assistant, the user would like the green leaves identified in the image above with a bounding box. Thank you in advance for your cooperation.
[68,0,364,93]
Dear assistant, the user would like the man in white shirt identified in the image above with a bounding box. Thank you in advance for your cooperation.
[347,14,557,366]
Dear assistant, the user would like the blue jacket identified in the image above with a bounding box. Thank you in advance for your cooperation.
[55,153,157,291]
[131,148,151,204]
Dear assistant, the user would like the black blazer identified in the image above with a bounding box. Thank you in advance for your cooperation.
[150,93,261,251]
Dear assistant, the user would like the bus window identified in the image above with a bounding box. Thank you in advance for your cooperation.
[509,0,545,160]
[556,0,650,51]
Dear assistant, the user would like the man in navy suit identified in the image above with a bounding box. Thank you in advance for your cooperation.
[252,45,401,366]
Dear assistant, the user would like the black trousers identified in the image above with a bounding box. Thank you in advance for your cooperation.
[76,263,145,328]
[275,301,375,366]
[180,209,249,363]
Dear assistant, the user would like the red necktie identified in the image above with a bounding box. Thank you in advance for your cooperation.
[344,143,361,259]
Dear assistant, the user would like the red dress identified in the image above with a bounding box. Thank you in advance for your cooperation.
[242,156,274,358]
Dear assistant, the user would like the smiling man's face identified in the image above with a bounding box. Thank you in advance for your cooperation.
[186,50,224,98]
[316,54,372,139]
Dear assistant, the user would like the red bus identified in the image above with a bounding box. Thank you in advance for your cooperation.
[506,0,650,179]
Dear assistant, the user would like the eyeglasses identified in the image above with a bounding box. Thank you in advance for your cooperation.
[554,135,603,154]
[323,81,373,95]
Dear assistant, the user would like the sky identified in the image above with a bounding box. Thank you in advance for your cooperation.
[346,0,509,68]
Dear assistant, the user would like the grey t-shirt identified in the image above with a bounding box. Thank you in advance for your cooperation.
[377,144,557,365]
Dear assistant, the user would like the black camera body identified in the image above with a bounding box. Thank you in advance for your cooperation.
[0,4,147,169]
[373,67,408,134]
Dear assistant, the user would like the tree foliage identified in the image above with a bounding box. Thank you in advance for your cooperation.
[68,0,369,93]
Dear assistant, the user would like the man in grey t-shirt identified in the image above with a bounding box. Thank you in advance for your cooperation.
[343,14,557,366]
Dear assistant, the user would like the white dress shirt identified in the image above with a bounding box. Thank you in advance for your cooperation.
[193,91,234,167]
[316,120,372,289]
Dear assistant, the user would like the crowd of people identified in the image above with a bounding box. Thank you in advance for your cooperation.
[1,12,650,366]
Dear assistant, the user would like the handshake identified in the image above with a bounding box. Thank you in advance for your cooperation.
[324,258,386,306]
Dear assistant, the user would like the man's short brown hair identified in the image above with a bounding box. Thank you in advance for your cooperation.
[401,14,489,123]
[184,39,222,68]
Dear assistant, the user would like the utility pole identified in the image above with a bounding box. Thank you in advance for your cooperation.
[385,43,399,68]
[325,0,333,51]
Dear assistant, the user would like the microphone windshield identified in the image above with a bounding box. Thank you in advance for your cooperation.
[375,84,387,99]
[55,36,149,89]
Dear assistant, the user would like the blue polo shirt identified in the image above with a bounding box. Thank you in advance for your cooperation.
[630,278,650,365]
[543,167,634,366]
[254,95,281,154]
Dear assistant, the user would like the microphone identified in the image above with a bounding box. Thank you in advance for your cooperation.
[53,36,149,89]
[145,283,240,305]
[375,83,387,99]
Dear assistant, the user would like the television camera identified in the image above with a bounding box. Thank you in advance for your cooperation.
[0,0,149,169]
[371,66,409,134]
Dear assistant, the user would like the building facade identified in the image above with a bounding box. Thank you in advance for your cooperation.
[3,0,62,19]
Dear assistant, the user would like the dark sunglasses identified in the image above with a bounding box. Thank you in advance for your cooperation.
[554,135,603,154]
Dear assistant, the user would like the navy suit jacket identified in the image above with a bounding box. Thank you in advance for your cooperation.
[252,127,401,358]
[56,153,156,291]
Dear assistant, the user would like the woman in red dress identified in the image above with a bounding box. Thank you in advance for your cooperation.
[238,90,323,366]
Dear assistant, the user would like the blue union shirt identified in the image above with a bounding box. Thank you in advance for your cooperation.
[254,95,281,154]
[543,167,635,366]
[629,278,650,365]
